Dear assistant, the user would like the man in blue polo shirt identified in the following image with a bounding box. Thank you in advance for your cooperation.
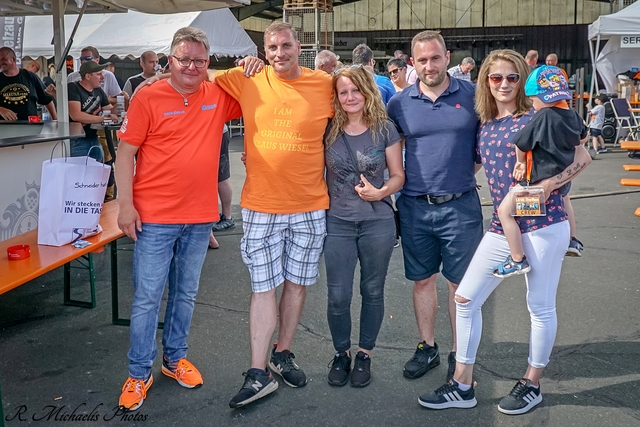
[387,30,483,383]
[352,43,395,105]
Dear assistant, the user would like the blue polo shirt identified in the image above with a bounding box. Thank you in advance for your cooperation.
[374,74,395,105]
[387,76,480,196]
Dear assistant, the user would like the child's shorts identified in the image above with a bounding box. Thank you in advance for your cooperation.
[590,128,602,137]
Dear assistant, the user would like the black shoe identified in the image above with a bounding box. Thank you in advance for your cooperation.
[268,344,307,388]
[350,351,371,388]
[211,213,235,232]
[403,341,440,379]
[327,351,351,386]
[446,352,456,383]
[418,380,477,409]
[498,379,542,415]
[418,380,478,409]
[229,368,278,409]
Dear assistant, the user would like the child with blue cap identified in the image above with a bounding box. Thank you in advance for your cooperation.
[493,65,588,278]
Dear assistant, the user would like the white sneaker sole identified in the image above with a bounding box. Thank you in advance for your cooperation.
[161,365,203,389]
[498,393,543,415]
[232,380,279,408]
[493,265,531,279]
[418,396,477,409]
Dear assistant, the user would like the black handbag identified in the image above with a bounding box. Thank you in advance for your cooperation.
[340,134,401,238]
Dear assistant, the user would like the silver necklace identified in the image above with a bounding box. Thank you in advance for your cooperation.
[168,79,198,106]
[346,124,362,135]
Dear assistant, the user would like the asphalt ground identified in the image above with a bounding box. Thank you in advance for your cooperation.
[1,136,639,427]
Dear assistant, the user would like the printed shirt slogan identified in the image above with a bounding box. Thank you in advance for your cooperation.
[254,108,309,152]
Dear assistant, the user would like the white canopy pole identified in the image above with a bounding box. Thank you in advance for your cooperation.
[588,34,601,102]
[52,0,69,124]
[589,36,599,101]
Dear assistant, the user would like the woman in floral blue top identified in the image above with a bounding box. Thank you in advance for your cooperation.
[418,50,592,415]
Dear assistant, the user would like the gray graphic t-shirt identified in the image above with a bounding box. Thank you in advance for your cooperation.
[325,119,400,221]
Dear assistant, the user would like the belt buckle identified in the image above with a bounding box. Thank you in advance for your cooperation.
[426,195,436,205]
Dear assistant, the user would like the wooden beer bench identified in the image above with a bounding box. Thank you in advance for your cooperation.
[619,141,640,216]
[0,201,130,322]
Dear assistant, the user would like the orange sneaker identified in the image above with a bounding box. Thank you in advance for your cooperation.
[119,375,153,411]
[161,358,203,388]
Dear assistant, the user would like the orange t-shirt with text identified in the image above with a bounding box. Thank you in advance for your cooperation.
[215,66,333,214]
[117,80,242,223]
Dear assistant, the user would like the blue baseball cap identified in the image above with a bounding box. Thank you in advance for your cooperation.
[524,65,572,103]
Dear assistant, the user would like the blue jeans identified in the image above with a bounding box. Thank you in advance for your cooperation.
[128,222,212,379]
[70,136,103,161]
[324,215,396,352]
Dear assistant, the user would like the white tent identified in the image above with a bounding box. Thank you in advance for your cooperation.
[588,1,640,95]
[23,8,257,59]
[2,0,254,128]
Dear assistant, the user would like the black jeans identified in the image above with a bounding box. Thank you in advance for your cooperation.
[324,215,396,352]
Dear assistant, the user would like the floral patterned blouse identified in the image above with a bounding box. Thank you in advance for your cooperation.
[477,109,567,235]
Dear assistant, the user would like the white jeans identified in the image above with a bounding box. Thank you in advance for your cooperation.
[455,221,570,368]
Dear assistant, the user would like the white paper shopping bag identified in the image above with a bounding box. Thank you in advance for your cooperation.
[37,151,111,246]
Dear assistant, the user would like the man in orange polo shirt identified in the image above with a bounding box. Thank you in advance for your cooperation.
[115,27,241,411]
[214,21,333,408]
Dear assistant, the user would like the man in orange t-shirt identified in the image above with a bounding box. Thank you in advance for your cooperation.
[114,27,241,412]
[545,53,568,81]
[215,21,333,409]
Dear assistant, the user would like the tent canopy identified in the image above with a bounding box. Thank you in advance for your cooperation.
[588,1,640,94]
[0,0,248,16]
[2,0,254,125]
[23,8,257,59]
[588,1,640,40]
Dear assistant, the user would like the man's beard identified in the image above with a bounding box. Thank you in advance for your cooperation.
[419,69,446,87]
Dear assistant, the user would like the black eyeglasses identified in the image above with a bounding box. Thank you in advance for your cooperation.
[171,55,208,69]
[388,68,404,75]
[488,73,520,84]
[79,56,94,62]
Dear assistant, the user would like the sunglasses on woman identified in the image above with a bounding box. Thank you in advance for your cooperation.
[487,73,520,84]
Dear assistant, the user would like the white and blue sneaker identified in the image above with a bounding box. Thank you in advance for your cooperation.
[493,255,531,278]
[566,237,584,257]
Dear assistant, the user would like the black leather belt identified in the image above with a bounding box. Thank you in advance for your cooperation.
[416,192,465,205]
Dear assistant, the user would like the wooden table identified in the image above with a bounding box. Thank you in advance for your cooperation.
[0,201,124,307]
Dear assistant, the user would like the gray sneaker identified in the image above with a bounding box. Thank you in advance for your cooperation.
[211,214,235,232]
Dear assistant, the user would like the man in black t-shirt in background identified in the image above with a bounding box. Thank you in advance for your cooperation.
[68,61,117,160]
[0,47,57,121]
[122,51,159,97]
